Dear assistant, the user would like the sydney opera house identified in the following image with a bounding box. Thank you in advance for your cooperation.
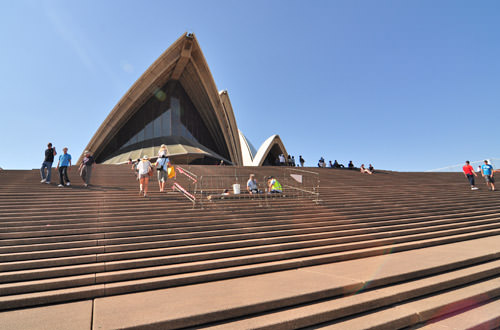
[82,33,288,166]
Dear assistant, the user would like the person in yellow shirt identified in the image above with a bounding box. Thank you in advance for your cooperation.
[267,176,282,193]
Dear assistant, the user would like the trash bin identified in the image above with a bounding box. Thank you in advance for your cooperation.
[232,184,241,195]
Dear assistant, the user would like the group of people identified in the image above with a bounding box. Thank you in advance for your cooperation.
[129,144,174,197]
[40,143,94,187]
[246,174,282,195]
[463,160,497,191]
[359,164,374,174]
[274,154,306,167]
[276,154,295,166]
[319,158,374,174]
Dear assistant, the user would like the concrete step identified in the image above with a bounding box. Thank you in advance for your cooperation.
[309,278,500,330]
[88,236,500,330]
[3,220,500,276]
[2,202,499,235]
[2,213,498,259]
[416,297,500,330]
[2,199,493,230]
[0,300,92,330]
[1,165,499,326]
[2,230,499,310]
[2,219,500,266]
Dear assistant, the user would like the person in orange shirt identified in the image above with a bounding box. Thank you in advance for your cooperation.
[463,160,478,190]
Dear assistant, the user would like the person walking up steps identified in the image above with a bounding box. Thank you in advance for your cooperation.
[137,155,152,197]
[40,143,56,184]
[155,154,170,192]
[463,160,478,190]
[481,160,495,191]
[56,147,72,187]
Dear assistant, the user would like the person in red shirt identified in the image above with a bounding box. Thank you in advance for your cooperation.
[463,160,478,190]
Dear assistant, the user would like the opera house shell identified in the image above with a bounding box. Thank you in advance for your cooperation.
[82,33,287,166]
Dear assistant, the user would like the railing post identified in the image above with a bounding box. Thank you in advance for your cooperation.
[199,175,203,209]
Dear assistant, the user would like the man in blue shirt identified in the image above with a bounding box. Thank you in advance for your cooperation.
[56,147,72,187]
[481,160,495,191]
[247,174,259,194]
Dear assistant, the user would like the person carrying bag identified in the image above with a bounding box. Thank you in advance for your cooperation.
[155,154,171,192]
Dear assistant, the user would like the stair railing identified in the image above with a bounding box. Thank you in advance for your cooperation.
[171,166,198,208]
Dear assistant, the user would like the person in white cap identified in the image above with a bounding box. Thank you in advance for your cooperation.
[79,150,94,187]
[137,155,152,197]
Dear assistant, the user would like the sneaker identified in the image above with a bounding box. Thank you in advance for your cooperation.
[40,179,46,183]
[66,182,71,186]
[45,181,51,184]
[84,183,88,187]
[471,187,479,190]
[58,184,64,187]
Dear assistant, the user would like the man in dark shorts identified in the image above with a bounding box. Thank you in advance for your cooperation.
[462,160,478,190]
[481,160,495,191]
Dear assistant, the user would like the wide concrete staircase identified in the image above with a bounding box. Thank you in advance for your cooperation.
[1,165,500,329]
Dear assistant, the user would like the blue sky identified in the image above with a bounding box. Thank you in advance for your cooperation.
[1,0,499,171]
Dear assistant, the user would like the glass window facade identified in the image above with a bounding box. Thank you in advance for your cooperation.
[96,80,230,163]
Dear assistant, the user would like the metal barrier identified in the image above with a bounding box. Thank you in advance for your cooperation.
[165,166,320,208]
[282,167,320,203]
[198,167,320,208]
[170,166,198,208]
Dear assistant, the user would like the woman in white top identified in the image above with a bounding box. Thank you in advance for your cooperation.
[137,155,152,197]
[158,144,168,158]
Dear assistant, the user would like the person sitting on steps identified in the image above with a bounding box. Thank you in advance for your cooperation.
[333,160,344,169]
[267,176,282,193]
[247,174,260,195]
[360,164,373,175]
[318,157,326,168]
